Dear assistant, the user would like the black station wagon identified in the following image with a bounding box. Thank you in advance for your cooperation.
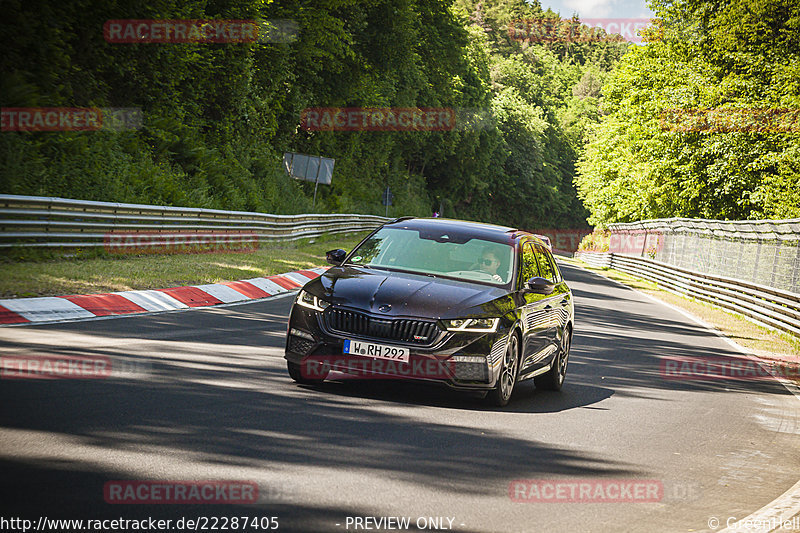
[284,217,574,406]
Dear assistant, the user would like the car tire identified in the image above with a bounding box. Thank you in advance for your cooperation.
[487,332,520,407]
[534,325,571,391]
[287,360,328,384]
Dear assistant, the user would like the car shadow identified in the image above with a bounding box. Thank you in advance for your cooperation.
[300,375,614,413]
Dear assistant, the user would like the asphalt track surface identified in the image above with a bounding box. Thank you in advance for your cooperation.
[1,263,798,532]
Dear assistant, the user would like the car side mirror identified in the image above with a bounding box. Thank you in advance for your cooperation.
[326,248,347,266]
[525,276,554,295]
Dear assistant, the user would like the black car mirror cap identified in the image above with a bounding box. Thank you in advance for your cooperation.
[326,248,347,266]
[525,276,555,295]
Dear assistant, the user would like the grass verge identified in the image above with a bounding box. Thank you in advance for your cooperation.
[559,256,800,375]
[0,231,371,298]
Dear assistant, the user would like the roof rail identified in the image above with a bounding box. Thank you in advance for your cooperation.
[388,216,416,223]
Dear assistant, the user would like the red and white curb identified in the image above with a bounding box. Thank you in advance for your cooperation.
[0,267,327,326]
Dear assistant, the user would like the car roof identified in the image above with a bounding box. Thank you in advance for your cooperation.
[383,217,544,246]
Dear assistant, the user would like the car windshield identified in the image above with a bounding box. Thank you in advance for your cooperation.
[347,226,514,285]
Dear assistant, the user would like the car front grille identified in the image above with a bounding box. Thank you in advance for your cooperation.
[325,308,439,344]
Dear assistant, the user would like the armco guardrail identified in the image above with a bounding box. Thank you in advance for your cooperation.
[0,195,389,249]
[607,217,800,295]
[573,251,611,269]
[575,251,800,338]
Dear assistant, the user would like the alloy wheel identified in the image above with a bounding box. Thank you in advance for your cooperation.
[500,334,519,401]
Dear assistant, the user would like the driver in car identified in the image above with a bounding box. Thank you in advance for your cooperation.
[475,249,503,282]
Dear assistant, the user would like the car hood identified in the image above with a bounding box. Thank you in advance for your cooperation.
[311,266,509,319]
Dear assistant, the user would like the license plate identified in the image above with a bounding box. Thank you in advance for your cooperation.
[343,339,409,362]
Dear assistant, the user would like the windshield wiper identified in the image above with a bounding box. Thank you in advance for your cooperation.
[346,262,375,269]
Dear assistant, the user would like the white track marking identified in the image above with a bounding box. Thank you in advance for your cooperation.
[194,283,250,303]
[114,290,188,312]
[0,297,95,322]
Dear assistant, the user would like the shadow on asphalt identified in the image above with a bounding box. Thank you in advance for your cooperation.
[560,263,794,398]
[0,262,794,529]
[0,457,470,533]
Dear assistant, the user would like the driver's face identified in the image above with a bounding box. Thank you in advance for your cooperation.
[480,254,499,275]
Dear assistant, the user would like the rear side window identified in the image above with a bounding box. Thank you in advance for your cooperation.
[548,251,563,283]
[533,244,556,282]
[520,242,540,288]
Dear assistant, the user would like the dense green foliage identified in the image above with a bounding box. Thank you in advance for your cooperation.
[1,0,628,228]
[576,228,609,252]
[576,0,800,225]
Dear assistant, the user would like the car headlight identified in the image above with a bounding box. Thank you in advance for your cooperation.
[443,317,500,332]
[296,290,331,312]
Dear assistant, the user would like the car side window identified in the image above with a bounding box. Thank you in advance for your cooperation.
[547,250,563,283]
[520,242,540,289]
[533,244,555,282]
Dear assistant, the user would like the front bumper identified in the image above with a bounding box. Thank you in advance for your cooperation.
[284,304,510,391]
